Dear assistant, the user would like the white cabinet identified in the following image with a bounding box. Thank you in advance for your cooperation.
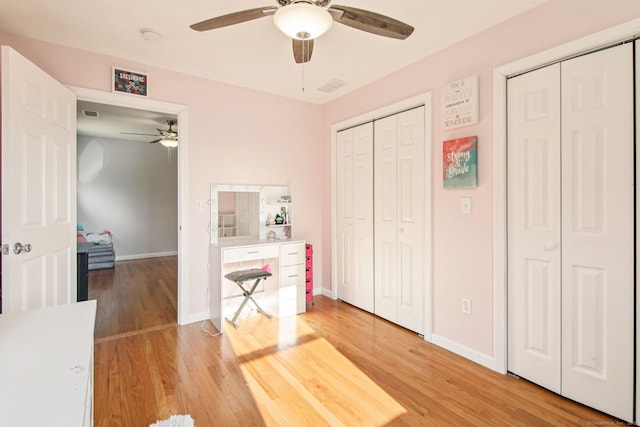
[507,44,634,422]
[374,107,425,334]
[335,106,426,334]
[336,122,374,312]
[0,300,97,427]
[279,241,306,317]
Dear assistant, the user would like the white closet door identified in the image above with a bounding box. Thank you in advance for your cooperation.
[508,43,634,422]
[560,43,634,421]
[336,123,374,312]
[374,107,425,333]
[395,108,425,332]
[507,63,562,393]
[374,115,398,322]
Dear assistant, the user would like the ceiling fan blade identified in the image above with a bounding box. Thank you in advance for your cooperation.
[292,39,314,64]
[149,139,162,144]
[190,7,276,32]
[120,132,160,137]
[330,5,414,40]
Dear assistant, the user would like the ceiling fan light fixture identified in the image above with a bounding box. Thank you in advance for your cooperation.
[273,2,333,40]
[159,138,178,148]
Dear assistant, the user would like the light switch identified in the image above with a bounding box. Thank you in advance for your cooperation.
[461,197,472,215]
[195,199,204,212]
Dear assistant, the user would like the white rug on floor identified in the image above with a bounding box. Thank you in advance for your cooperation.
[149,414,195,427]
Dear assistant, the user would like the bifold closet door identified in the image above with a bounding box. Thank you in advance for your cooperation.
[336,122,374,313]
[374,107,425,334]
[507,62,562,394]
[507,43,634,422]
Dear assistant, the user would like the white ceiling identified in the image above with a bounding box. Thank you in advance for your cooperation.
[0,0,548,106]
[77,100,177,142]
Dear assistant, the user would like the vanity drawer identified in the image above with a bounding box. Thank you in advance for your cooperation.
[280,242,306,266]
[280,264,305,287]
[223,245,279,264]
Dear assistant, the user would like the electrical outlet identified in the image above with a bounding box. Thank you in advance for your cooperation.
[461,298,472,314]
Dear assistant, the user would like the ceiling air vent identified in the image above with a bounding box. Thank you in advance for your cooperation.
[82,110,100,118]
[317,79,346,93]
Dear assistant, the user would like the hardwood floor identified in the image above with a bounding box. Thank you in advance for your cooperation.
[92,259,619,426]
[88,256,177,339]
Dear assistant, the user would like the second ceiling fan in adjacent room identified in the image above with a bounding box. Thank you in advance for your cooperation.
[121,120,178,148]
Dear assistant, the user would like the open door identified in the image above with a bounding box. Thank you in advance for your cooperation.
[1,46,77,312]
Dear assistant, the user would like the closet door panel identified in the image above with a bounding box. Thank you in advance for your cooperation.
[337,129,355,304]
[336,123,374,312]
[507,63,562,393]
[374,115,398,322]
[352,123,374,312]
[560,43,634,421]
[395,108,425,333]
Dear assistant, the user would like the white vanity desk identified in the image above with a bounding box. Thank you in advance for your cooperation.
[208,184,306,333]
[209,238,307,332]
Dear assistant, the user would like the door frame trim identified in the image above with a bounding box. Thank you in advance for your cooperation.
[69,86,190,325]
[493,18,640,375]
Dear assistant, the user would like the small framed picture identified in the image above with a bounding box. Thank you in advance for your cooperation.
[441,75,479,130]
[113,67,148,96]
[443,136,478,189]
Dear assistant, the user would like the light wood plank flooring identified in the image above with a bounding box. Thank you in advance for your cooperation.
[88,256,177,339]
[91,257,619,426]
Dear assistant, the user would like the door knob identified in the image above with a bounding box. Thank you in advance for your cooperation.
[13,242,32,255]
[544,242,559,251]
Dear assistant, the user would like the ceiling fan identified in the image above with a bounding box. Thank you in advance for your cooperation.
[121,120,178,148]
[190,0,414,64]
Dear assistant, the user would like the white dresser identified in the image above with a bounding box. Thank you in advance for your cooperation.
[210,239,306,333]
[0,300,97,427]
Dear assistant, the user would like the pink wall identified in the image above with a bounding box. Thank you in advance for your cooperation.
[2,0,640,359]
[320,0,640,356]
[0,30,326,319]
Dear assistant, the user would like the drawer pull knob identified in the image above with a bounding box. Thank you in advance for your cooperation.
[247,251,259,254]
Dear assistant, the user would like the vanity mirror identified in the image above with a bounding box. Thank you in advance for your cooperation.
[210,184,292,243]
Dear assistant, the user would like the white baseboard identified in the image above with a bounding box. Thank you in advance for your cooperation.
[430,333,498,372]
[320,287,334,298]
[116,251,178,261]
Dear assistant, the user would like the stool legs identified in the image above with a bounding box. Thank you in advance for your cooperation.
[226,277,272,329]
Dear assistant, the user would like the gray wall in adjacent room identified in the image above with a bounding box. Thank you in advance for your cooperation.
[77,135,178,259]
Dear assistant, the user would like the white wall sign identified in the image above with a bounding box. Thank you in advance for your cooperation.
[441,75,479,129]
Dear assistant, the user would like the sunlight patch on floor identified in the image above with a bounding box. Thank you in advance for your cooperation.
[225,312,406,426]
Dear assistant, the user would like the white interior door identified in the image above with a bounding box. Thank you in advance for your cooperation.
[507,43,634,422]
[1,46,77,312]
[374,107,424,333]
[336,122,374,312]
[559,43,634,421]
[507,63,562,393]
